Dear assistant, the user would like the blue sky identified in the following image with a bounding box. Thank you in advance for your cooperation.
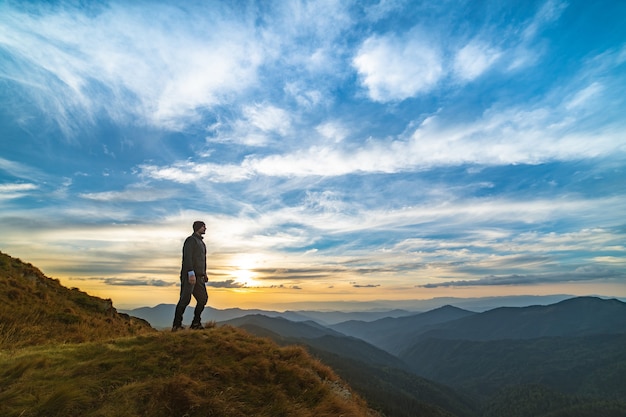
[1,0,625,310]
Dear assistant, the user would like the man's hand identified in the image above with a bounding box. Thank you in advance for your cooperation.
[188,274,197,285]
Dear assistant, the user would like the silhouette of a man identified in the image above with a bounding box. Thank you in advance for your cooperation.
[172,221,208,331]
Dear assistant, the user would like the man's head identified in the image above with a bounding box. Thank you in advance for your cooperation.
[193,221,206,235]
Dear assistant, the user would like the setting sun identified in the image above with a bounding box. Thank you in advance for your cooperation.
[229,255,262,287]
[232,268,256,286]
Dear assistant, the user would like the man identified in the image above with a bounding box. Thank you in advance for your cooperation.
[172,220,209,331]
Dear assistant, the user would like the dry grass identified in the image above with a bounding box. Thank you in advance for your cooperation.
[1,326,377,417]
[0,251,155,349]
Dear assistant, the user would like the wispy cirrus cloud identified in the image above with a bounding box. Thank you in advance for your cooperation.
[453,40,502,81]
[0,182,38,200]
[79,185,179,202]
[207,103,293,147]
[0,2,265,133]
[102,277,176,287]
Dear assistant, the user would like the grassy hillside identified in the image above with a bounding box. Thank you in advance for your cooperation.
[0,326,377,417]
[0,251,155,349]
[0,252,379,417]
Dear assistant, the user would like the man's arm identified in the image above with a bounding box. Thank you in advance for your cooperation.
[182,237,197,284]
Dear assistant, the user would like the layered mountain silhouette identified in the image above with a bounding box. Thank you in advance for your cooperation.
[411,296,626,341]
[121,303,416,328]
[221,314,407,369]
[331,304,476,354]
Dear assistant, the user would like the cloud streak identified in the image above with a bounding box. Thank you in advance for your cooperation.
[421,266,626,288]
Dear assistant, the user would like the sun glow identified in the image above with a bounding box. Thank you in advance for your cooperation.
[230,255,261,286]
[232,268,256,286]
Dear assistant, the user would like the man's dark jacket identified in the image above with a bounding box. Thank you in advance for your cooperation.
[180,233,206,279]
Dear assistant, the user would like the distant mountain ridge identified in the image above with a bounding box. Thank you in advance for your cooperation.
[120,294,605,329]
[309,296,626,355]
[120,303,417,328]
[221,311,477,417]
[225,294,581,314]
[221,314,407,369]
[413,296,626,342]
[331,305,476,354]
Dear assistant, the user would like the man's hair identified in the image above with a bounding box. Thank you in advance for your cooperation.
[193,221,205,232]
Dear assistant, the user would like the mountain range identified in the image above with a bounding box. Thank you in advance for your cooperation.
[120,293,584,328]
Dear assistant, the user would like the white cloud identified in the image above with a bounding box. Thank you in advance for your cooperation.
[79,186,178,202]
[284,82,325,109]
[243,104,291,135]
[208,103,292,146]
[505,0,568,71]
[0,182,39,200]
[353,32,443,102]
[141,83,626,183]
[565,82,604,110]
[0,183,38,192]
[316,121,349,143]
[521,0,568,42]
[0,3,265,132]
[363,0,407,22]
[140,161,252,184]
[207,103,292,146]
[453,41,502,81]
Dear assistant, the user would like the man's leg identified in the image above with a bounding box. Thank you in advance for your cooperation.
[173,276,194,328]
[190,281,208,328]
